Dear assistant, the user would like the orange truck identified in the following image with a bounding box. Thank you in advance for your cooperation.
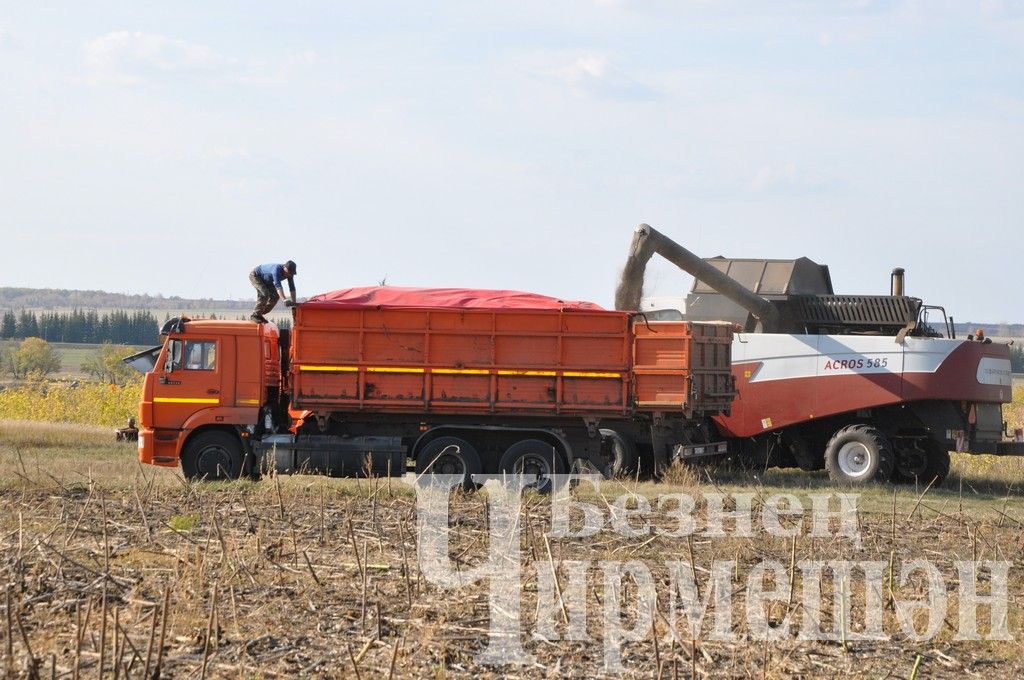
[132,287,734,482]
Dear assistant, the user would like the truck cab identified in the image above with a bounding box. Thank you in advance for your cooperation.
[137,318,280,477]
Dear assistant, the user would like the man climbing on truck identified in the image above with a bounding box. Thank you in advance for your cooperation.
[249,260,297,322]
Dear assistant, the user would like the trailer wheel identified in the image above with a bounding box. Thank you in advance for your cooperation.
[894,438,950,486]
[415,436,482,490]
[181,430,245,481]
[499,439,567,493]
[824,425,894,484]
[599,429,638,478]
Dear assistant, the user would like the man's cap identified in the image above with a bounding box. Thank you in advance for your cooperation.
[285,260,297,275]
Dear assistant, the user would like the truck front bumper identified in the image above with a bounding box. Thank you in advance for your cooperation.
[137,427,181,467]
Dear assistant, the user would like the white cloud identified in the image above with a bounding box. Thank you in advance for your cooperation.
[551,54,659,101]
[84,31,234,84]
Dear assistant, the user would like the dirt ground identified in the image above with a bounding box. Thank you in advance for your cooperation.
[2,421,1023,679]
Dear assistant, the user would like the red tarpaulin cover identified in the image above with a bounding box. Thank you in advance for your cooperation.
[304,286,607,311]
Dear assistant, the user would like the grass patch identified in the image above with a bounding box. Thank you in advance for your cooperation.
[168,512,200,531]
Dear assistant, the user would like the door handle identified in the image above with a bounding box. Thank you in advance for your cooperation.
[207,389,220,395]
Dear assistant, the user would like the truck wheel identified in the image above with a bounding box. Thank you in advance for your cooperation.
[499,439,567,493]
[415,436,482,490]
[894,439,950,486]
[598,429,638,478]
[181,430,245,481]
[824,425,894,484]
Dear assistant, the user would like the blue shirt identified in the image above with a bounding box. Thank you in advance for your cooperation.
[255,263,295,292]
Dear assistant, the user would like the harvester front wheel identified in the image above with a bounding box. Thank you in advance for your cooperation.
[181,430,245,481]
[824,425,894,485]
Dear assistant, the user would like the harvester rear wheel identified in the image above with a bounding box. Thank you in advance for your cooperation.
[893,438,950,486]
[785,431,823,471]
[824,425,894,485]
[181,430,245,481]
[415,436,482,490]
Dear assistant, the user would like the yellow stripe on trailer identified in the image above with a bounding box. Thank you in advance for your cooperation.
[237,399,260,405]
[153,397,220,404]
[366,366,425,374]
[432,368,490,375]
[298,365,620,378]
[298,365,359,372]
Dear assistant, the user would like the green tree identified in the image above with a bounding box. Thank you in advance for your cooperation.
[82,342,137,385]
[8,337,61,379]
[1011,344,1024,374]
[16,310,38,338]
[0,311,15,339]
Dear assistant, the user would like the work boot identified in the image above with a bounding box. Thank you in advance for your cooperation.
[250,313,267,323]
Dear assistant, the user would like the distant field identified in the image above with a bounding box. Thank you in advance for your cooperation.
[0,310,289,380]
[0,340,145,380]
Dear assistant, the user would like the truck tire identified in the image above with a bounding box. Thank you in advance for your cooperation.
[181,430,245,481]
[598,429,638,478]
[415,436,482,490]
[894,438,950,486]
[824,425,894,485]
[499,438,567,493]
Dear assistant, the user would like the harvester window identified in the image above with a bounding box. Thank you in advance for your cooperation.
[184,341,217,371]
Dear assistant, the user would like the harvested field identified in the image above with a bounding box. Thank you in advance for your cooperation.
[1,420,1023,678]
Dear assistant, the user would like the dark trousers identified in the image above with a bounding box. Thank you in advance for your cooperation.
[250,269,279,316]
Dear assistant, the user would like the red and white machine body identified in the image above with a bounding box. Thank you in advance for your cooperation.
[617,223,1021,479]
[715,333,1012,451]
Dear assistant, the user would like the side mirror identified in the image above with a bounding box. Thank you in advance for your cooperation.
[164,339,181,374]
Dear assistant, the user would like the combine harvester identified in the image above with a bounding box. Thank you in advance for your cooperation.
[618,223,1019,485]
[130,287,734,484]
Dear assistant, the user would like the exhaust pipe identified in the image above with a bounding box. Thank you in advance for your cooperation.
[891,267,905,296]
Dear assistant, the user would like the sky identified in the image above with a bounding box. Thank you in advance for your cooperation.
[1,1,1022,322]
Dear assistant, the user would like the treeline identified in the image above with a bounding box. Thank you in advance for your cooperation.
[0,309,159,345]
[0,287,252,311]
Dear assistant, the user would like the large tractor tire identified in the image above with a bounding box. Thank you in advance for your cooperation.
[181,430,246,481]
[824,425,894,485]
